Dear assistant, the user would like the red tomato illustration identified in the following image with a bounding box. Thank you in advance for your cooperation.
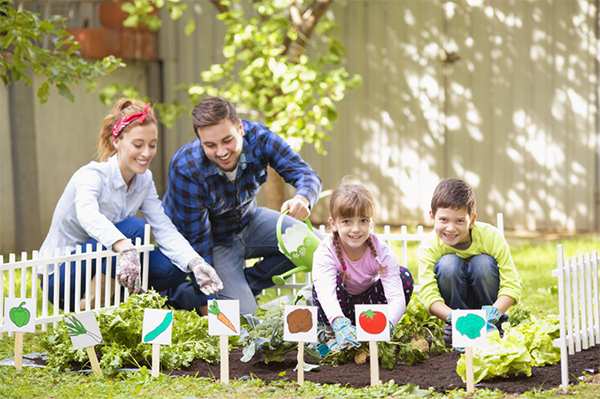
[358,310,387,334]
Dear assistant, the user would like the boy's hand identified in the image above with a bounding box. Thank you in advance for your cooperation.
[482,305,502,332]
[332,317,361,349]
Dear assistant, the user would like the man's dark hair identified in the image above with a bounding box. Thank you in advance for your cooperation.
[431,178,476,217]
[191,96,239,137]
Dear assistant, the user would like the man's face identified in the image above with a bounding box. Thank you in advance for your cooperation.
[430,207,476,250]
[196,119,244,172]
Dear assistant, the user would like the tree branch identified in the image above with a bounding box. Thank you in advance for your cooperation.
[209,0,228,14]
[282,0,332,62]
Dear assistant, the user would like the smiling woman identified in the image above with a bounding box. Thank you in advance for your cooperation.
[38,99,223,315]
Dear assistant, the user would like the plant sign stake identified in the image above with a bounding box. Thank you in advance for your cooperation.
[208,300,240,385]
[4,298,36,370]
[142,309,174,377]
[355,304,391,387]
[284,306,318,386]
[64,312,104,377]
[452,309,488,393]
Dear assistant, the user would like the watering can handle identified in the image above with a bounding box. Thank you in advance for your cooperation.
[276,210,314,260]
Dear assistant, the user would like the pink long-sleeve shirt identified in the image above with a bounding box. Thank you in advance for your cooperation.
[312,233,406,326]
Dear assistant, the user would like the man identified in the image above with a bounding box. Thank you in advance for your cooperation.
[163,96,323,314]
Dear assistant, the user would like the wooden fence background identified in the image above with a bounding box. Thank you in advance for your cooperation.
[1,0,599,255]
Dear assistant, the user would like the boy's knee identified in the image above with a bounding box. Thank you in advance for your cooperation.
[435,254,466,274]
[468,254,498,275]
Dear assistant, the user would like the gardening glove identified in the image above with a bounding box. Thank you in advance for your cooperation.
[116,248,142,294]
[482,305,502,333]
[332,317,361,350]
[189,257,223,295]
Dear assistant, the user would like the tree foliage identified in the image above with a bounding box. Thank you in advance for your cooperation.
[123,0,362,154]
[0,0,123,103]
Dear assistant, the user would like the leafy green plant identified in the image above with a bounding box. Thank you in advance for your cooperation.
[456,316,561,383]
[239,307,297,363]
[41,291,223,375]
[0,1,123,103]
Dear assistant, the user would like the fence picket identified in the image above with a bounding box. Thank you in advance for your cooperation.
[584,253,594,347]
[593,251,600,344]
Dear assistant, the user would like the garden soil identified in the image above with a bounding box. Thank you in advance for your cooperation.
[163,345,600,394]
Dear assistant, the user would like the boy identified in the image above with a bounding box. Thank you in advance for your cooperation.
[418,178,522,334]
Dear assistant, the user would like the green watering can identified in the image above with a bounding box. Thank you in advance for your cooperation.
[273,210,322,286]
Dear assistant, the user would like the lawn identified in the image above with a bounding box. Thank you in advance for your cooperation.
[2,232,600,398]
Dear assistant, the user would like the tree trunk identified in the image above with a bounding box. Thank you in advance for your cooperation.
[265,167,285,211]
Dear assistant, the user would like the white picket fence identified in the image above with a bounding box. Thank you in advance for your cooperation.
[0,224,154,333]
[552,244,600,388]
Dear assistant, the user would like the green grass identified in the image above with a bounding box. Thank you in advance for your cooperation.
[3,233,600,398]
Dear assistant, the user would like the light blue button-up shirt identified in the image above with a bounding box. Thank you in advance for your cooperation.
[39,154,199,275]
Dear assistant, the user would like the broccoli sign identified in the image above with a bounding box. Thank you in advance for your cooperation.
[456,314,486,339]
[452,309,488,348]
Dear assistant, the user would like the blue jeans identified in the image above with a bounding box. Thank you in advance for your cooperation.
[213,207,323,315]
[435,254,500,310]
[44,217,205,311]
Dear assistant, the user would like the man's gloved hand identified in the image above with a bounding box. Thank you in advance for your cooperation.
[116,248,142,294]
[332,317,361,350]
[482,305,502,332]
[189,257,223,295]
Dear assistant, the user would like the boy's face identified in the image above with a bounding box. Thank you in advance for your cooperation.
[430,207,476,250]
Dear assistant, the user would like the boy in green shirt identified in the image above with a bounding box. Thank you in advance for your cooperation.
[418,178,522,335]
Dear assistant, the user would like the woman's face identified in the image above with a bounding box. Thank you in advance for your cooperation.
[113,123,158,186]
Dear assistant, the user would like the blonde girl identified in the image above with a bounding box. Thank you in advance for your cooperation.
[312,177,413,350]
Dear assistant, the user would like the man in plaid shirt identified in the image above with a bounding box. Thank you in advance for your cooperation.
[163,97,323,314]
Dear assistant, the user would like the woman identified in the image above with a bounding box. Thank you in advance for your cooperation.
[39,99,222,314]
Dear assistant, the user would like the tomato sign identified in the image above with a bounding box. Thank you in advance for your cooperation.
[358,309,387,335]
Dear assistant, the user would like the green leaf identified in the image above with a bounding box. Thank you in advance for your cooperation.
[184,18,196,36]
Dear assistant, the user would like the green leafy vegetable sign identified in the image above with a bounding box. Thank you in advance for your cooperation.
[4,298,35,333]
[64,311,103,350]
[452,310,487,348]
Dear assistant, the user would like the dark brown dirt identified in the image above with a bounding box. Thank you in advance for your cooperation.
[162,345,600,394]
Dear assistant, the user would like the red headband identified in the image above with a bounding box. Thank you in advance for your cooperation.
[112,103,156,139]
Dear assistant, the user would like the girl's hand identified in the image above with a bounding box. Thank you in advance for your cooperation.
[332,317,361,349]
[189,257,223,295]
[116,248,142,294]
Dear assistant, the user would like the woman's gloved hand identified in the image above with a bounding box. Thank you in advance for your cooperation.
[116,248,142,294]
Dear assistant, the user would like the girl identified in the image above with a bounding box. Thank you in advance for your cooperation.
[39,99,222,314]
[312,177,414,350]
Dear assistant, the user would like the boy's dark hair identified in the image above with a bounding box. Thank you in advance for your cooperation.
[431,178,476,217]
[191,96,239,137]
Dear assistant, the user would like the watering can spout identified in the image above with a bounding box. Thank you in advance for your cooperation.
[272,210,322,286]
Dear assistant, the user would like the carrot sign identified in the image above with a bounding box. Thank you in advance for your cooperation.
[208,300,237,334]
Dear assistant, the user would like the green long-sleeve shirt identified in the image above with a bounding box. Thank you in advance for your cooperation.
[418,222,522,313]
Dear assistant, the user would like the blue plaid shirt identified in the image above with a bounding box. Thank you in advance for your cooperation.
[162,119,322,265]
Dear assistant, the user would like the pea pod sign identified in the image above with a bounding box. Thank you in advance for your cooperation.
[4,298,36,333]
[142,309,173,345]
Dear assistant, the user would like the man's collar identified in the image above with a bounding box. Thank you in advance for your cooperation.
[215,152,247,177]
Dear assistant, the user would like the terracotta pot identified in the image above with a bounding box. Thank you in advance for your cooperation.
[66,28,108,59]
[99,1,130,29]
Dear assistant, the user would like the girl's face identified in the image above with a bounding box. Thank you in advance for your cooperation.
[329,215,374,260]
[113,123,158,187]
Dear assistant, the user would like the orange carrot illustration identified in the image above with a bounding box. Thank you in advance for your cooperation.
[208,299,237,334]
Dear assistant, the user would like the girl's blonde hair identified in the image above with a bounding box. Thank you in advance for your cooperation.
[96,98,158,162]
[329,177,386,285]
